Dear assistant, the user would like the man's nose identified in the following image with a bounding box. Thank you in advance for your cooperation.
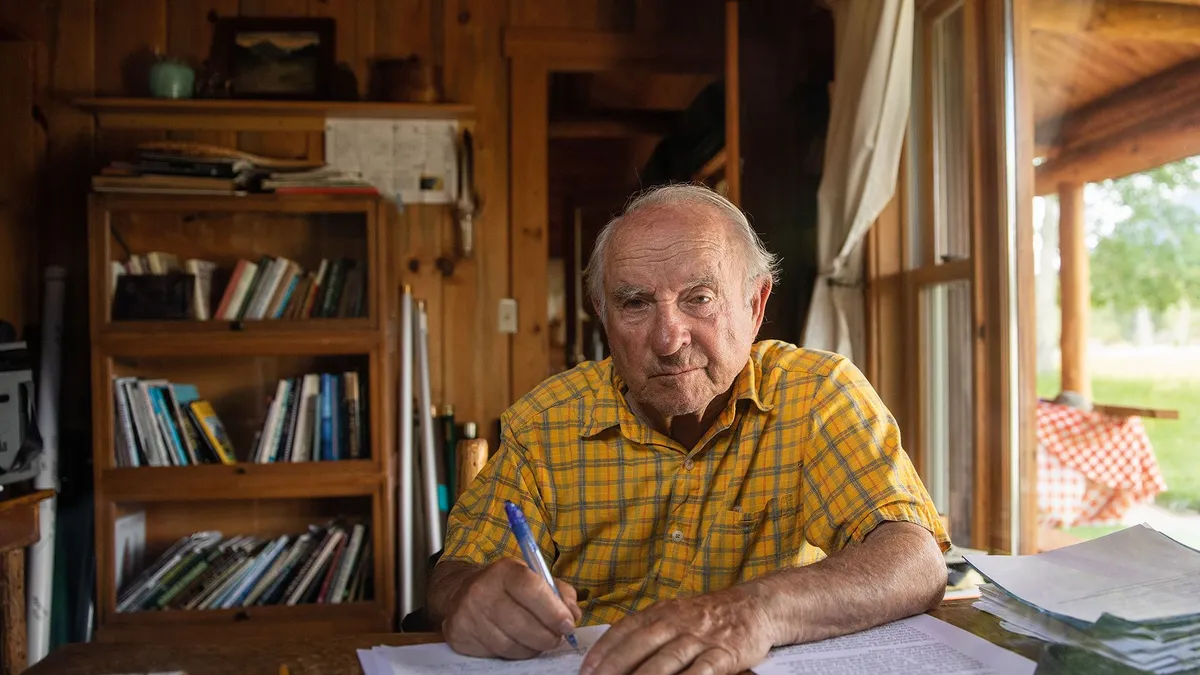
[651,305,690,356]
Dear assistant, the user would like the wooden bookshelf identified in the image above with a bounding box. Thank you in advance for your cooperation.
[74,97,475,132]
[88,191,395,642]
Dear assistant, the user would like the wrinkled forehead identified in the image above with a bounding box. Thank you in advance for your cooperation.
[605,202,741,290]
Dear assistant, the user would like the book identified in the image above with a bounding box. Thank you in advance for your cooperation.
[188,400,236,465]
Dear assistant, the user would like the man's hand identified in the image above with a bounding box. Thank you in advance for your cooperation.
[580,586,775,675]
[441,557,583,660]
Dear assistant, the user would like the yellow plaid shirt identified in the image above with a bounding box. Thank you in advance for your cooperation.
[440,340,950,626]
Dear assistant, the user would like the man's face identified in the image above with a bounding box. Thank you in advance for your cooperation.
[603,203,769,418]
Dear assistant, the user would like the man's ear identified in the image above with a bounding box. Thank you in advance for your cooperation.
[749,277,772,335]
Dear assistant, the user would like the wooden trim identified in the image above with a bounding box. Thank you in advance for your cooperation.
[961,0,991,552]
[1093,404,1181,419]
[503,28,723,72]
[725,1,741,205]
[906,259,973,288]
[509,57,551,402]
[75,98,474,132]
[692,148,727,183]
[1,548,26,675]
[1012,0,1041,555]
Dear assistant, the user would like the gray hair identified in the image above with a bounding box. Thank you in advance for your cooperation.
[584,183,780,320]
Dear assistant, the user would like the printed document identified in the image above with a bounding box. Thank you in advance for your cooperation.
[358,624,608,675]
[753,614,1035,675]
[966,524,1200,623]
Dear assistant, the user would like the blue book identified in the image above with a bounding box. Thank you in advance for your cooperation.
[320,374,334,461]
[149,386,189,466]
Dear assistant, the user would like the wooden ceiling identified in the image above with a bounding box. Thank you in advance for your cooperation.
[1029,0,1200,190]
[1031,31,1200,125]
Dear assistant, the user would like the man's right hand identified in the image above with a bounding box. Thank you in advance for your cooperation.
[440,557,583,659]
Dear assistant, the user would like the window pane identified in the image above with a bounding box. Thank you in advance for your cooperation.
[906,17,928,270]
[932,8,971,263]
[920,280,974,545]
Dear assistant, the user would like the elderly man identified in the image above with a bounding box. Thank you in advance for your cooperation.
[427,184,949,675]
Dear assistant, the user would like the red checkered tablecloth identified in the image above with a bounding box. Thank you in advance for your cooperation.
[1037,400,1168,527]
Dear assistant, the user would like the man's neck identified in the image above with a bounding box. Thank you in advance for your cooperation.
[631,390,733,451]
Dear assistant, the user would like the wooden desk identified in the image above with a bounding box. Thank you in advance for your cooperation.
[27,600,1044,675]
[0,488,54,675]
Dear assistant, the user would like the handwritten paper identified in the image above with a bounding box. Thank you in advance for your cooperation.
[753,615,1035,675]
[358,625,608,675]
[325,119,459,204]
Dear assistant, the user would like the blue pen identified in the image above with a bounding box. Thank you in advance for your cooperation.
[504,500,581,651]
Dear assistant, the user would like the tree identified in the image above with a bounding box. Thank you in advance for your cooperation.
[1088,159,1200,321]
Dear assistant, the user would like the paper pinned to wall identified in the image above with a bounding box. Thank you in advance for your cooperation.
[325,118,460,205]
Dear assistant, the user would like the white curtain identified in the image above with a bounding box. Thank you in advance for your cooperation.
[801,0,914,361]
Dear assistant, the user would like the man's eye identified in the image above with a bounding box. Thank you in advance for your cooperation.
[623,299,648,310]
[691,296,712,305]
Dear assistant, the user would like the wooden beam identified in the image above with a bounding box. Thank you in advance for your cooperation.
[1031,0,1200,42]
[724,0,741,205]
[1058,182,1091,401]
[1035,57,1200,194]
[503,28,723,73]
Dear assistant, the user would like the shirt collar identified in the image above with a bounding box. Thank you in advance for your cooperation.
[581,354,774,439]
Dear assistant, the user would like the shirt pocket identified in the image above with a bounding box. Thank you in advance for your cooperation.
[685,494,800,594]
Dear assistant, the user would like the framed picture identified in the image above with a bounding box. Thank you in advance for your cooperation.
[210,17,334,100]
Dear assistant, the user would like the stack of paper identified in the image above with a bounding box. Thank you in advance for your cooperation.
[359,625,608,675]
[967,524,1200,674]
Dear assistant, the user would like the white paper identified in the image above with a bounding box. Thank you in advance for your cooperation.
[753,614,1035,675]
[325,119,394,197]
[392,119,459,205]
[358,624,609,675]
[325,118,458,205]
[966,524,1200,623]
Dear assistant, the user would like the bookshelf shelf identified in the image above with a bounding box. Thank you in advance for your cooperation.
[101,461,382,502]
[98,325,380,357]
[75,97,475,133]
[98,601,389,643]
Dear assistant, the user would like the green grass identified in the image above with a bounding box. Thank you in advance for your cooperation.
[1037,373,1200,511]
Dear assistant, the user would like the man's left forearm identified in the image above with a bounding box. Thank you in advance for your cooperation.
[741,520,947,647]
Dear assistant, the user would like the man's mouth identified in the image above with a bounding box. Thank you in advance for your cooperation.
[652,367,699,378]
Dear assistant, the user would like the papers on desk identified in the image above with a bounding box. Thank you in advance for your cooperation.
[359,616,1031,675]
[967,524,1200,674]
[754,614,1034,675]
[358,624,608,674]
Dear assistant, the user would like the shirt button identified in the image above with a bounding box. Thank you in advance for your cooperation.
[671,530,684,542]
[683,459,695,471]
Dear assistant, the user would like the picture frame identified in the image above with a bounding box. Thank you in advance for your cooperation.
[209,17,335,100]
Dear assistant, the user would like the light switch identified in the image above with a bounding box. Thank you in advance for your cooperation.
[498,298,518,334]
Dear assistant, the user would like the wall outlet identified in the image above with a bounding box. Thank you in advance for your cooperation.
[498,298,518,334]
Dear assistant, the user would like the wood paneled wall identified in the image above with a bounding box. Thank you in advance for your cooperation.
[0,0,721,451]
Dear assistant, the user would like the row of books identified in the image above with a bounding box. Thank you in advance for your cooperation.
[214,256,364,321]
[112,252,365,322]
[113,377,234,468]
[117,521,371,612]
[251,372,366,464]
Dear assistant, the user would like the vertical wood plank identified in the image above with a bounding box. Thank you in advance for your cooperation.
[0,43,38,335]
[1057,182,1089,400]
[1,548,26,675]
[509,57,549,403]
[724,0,740,205]
[95,0,168,96]
[165,0,239,146]
[443,0,510,450]
[237,0,312,157]
[310,0,372,100]
[390,205,447,408]
[375,0,435,60]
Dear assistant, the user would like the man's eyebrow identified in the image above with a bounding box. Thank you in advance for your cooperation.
[611,284,650,303]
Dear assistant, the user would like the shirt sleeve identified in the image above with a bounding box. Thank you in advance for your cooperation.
[799,355,952,554]
[438,421,556,569]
